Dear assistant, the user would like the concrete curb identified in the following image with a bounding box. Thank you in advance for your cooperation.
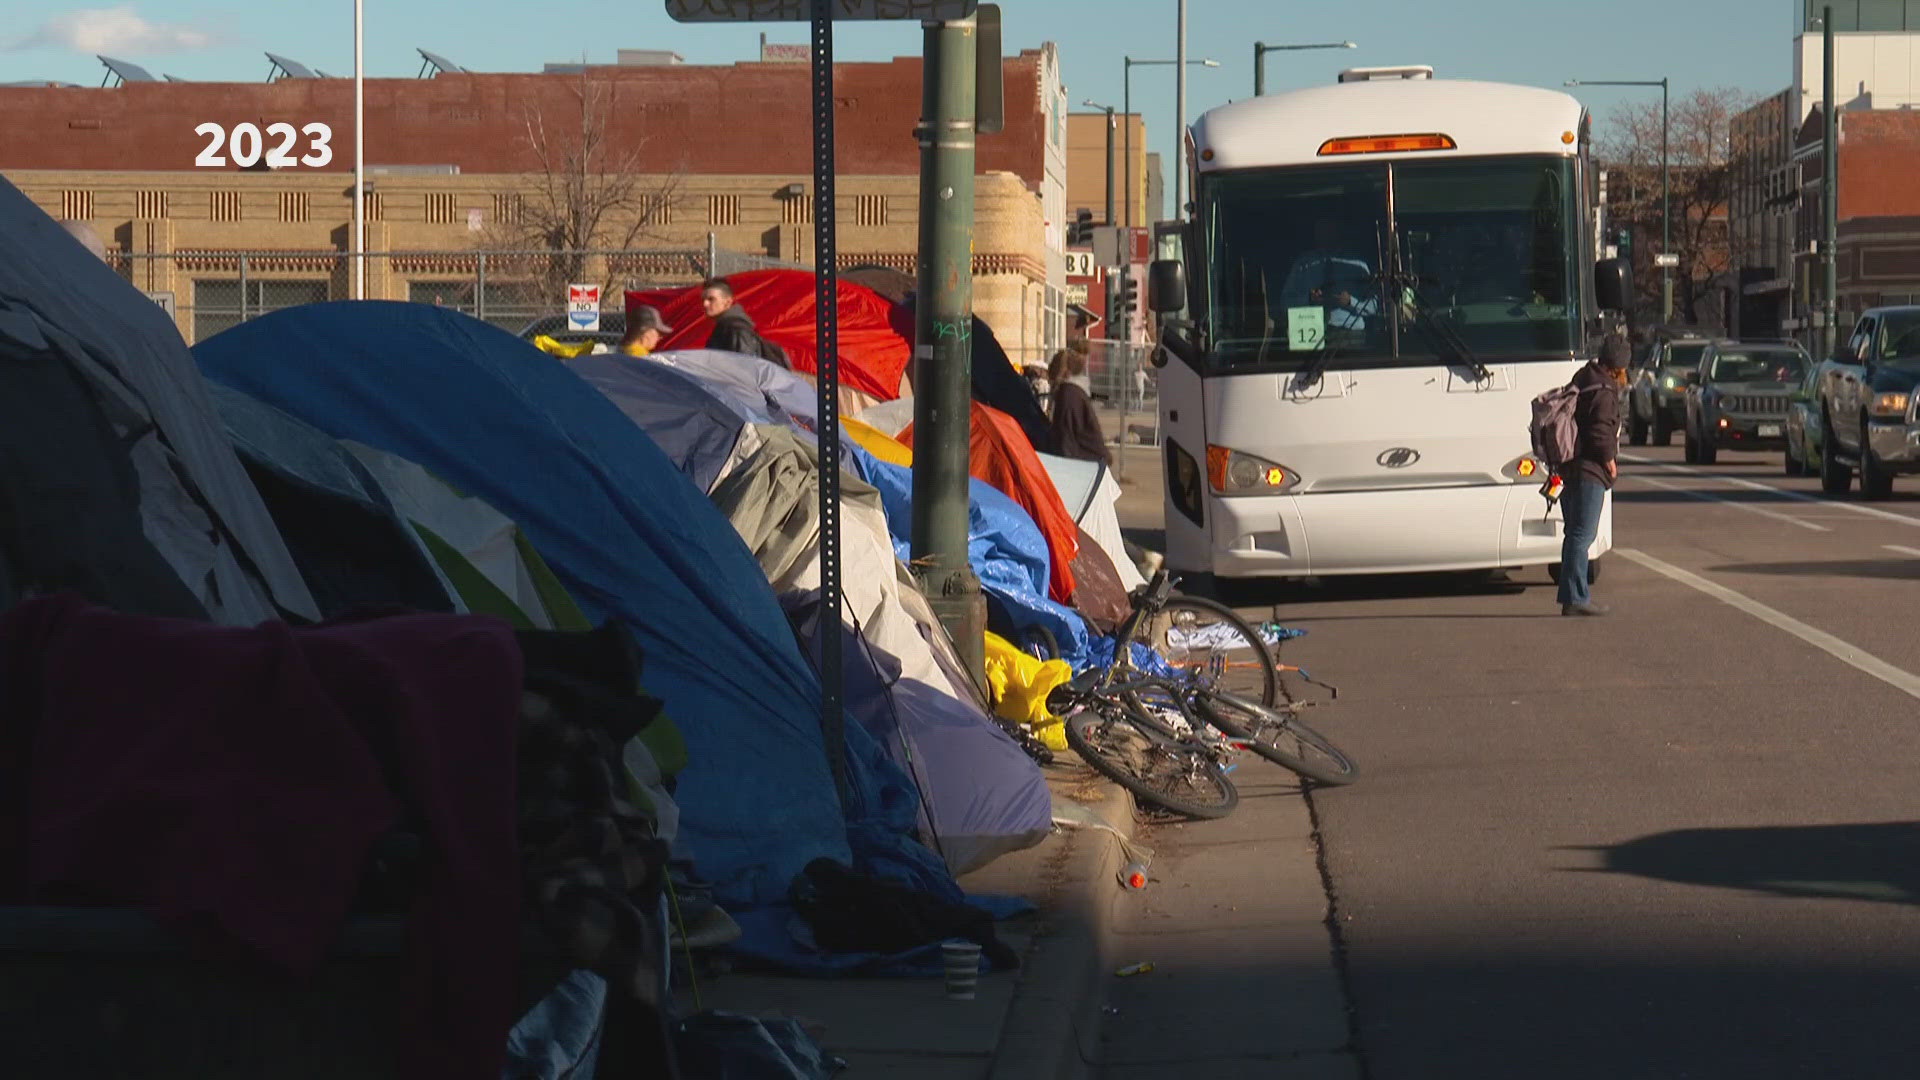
[983,774,1134,1080]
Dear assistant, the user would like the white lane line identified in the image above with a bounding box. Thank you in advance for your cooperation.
[1617,548,1920,702]
[1625,474,1830,532]
[1622,453,1920,529]
[1884,545,1920,558]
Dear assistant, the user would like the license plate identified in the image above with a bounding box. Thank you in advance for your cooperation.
[1759,424,1782,437]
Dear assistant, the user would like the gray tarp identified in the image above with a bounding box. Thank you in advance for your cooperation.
[0,176,316,625]
[562,353,757,495]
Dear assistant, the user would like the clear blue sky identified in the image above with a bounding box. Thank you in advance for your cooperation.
[8,0,1794,171]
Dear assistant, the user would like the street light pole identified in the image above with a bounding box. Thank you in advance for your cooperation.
[1176,0,1186,222]
[1823,4,1839,357]
[1254,40,1358,97]
[352,0,364,301]
[1123,55,1220,231]
[1566,77,1671,321]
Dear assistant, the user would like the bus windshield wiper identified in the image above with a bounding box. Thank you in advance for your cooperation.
[1399,276,1492,381]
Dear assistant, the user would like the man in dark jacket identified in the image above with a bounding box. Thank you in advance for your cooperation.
[1048,348,1111,467]
[1558,333,1628,616]
[700,278,789,369]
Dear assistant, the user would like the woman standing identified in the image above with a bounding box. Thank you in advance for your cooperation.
[1048,348,1111,467]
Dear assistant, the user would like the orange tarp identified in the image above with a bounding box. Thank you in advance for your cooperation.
[902,401,1079,604]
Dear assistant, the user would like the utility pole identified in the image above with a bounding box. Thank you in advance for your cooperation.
[912,14,985,678]
[1660,76,1671,323]
[1175,0,1188,222]
[1104,106,1115,227]
[1822,4,1840,358]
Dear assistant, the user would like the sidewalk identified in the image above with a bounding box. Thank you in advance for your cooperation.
[677,766,1136,1080]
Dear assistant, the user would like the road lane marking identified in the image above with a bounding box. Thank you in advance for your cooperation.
[1622,453,1920,529]
[1617,548,1920,702]
[1885,545,1920,558]
[1624,474,1830,532]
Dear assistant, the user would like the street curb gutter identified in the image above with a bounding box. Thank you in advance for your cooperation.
[984,779,1134,1080]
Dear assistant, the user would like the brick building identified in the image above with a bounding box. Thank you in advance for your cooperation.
[0,47,1073,364]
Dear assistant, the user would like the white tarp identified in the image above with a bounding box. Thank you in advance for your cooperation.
[1037,453,1146,591]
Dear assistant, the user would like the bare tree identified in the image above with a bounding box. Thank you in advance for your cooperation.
[483,68,686,308]
[1595,86,1759,327]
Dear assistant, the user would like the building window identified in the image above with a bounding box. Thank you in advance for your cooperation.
[209,191,242,222]
[191,278,329,343]
[424,193,460,224]
[361,191,383,222]
[708,194,740,226]
[781,192,812,224]
[492,193,523,224]
[279,191,310,222]
[135,190,168,219]
[854,195,888,226]
[640,194,675,226]
[61,190,93,220]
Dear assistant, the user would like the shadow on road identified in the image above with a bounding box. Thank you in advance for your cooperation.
[1709,559,1920,581]
[1569,821,1920,906]
[1613,488,1812,505]
[1218,572,1532,609]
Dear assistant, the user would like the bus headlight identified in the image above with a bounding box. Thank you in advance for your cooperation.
[1206,445,1298,496]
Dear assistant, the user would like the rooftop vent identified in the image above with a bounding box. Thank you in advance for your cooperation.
[1339,65,1435,83]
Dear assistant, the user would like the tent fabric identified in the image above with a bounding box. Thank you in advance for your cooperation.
[207,383,459,620]
[843,417,913,468]
[344,443,591,632]
[626,270,910,400]
[1037,454,1147,592]
[1065,524,1130,637]
[710,426,1051,876]
[560,352,754,495]
[884,302,1055,455]
[192,301,958,918]
[902,401,1080,605]
[0,174,318,627]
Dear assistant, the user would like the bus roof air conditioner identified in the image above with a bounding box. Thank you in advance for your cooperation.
[1338,65,1435,83]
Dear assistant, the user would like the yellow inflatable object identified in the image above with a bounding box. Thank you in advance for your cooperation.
[982,631,1073,751]
[530,334,598,359]
[842,417,913,467]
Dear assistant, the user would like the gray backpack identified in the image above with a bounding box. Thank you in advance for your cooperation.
[1529,379,1597,469]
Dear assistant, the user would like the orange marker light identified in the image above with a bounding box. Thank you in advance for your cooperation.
[1265,466,1286,486]
[1318,132,1457,156]
[1206,445,1231,492]
[1518,458,1538,477]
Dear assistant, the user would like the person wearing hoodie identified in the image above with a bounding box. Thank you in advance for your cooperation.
[700,277,789,369]
[1556,332,1630,617]
[1048,348,1111,468]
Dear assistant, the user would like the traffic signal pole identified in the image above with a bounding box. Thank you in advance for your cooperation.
[912,13,986,680]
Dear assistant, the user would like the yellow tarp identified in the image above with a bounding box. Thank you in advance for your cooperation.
[843,417,913,468]
[983,631,1073,751]
[530,334,598,359]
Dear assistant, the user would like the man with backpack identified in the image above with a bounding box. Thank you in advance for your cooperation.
[700,277,791,370]
[1536,333,1629,616]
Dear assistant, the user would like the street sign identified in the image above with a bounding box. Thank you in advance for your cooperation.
[567,283,600,332]
[1653,253,1679,268]
[1066,283,1089,306]
[666,0,976,20]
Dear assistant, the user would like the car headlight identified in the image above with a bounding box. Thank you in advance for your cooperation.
[1871,392,1911,419]
[1206,445,1298,496]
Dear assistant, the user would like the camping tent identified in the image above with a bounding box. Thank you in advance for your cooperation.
[193,302,961,920]
[625,270,909,401]
[1038,454,1147,592]
[0,175,317,626]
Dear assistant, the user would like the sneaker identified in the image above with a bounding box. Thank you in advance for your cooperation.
[1561,601,1610,616]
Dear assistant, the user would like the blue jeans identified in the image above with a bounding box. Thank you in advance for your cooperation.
[1557,474,1607,607]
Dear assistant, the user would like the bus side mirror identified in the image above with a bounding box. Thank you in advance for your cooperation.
[1148,259,1187,314]
[1594,258,1631,314]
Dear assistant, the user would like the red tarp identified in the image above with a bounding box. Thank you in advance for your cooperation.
[626,269,910,400]
[903,401,1080,605]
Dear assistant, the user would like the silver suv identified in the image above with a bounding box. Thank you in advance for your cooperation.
[1627,336,1719,446]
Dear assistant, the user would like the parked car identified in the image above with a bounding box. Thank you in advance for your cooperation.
[1783,357,1827,477]
[1814,305,1920,499]
[517,312,627,351]
[1682,341,1808,465]
[1627,335,1717,446]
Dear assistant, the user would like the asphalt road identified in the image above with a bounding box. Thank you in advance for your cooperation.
[1103,442,1920,1079]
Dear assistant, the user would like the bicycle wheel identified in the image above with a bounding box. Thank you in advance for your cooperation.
[1150,595,1279,706]
[1064,707,1239,819]
[1195,689,1358,786]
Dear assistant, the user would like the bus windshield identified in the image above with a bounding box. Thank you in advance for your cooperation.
[1202,156,1581,373]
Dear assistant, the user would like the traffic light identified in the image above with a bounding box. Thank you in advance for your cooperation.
[1120,274,1139,317]
[1068,207,1094,246]
[1617,227,1633,255]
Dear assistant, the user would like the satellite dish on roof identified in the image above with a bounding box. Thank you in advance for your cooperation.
[98,56,159,86]
[266,53,320,80]
[417,48,469,77]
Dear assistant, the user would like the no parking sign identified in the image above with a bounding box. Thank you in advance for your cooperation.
[567,284,600,332]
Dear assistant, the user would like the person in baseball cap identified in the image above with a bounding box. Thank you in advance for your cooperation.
[620,305,675,358]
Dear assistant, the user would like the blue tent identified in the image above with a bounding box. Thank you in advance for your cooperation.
[192,302,961,918]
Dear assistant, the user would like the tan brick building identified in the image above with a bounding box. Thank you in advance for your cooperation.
[1,47,1073,365]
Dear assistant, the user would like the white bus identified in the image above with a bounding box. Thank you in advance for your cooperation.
[1149,65,1629,588]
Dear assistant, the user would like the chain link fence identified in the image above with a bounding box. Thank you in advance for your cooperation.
[106,244,809,345]
[1082,337,1160,455]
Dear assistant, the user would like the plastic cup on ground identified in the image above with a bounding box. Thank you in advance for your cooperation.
[941,939,982,1000]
